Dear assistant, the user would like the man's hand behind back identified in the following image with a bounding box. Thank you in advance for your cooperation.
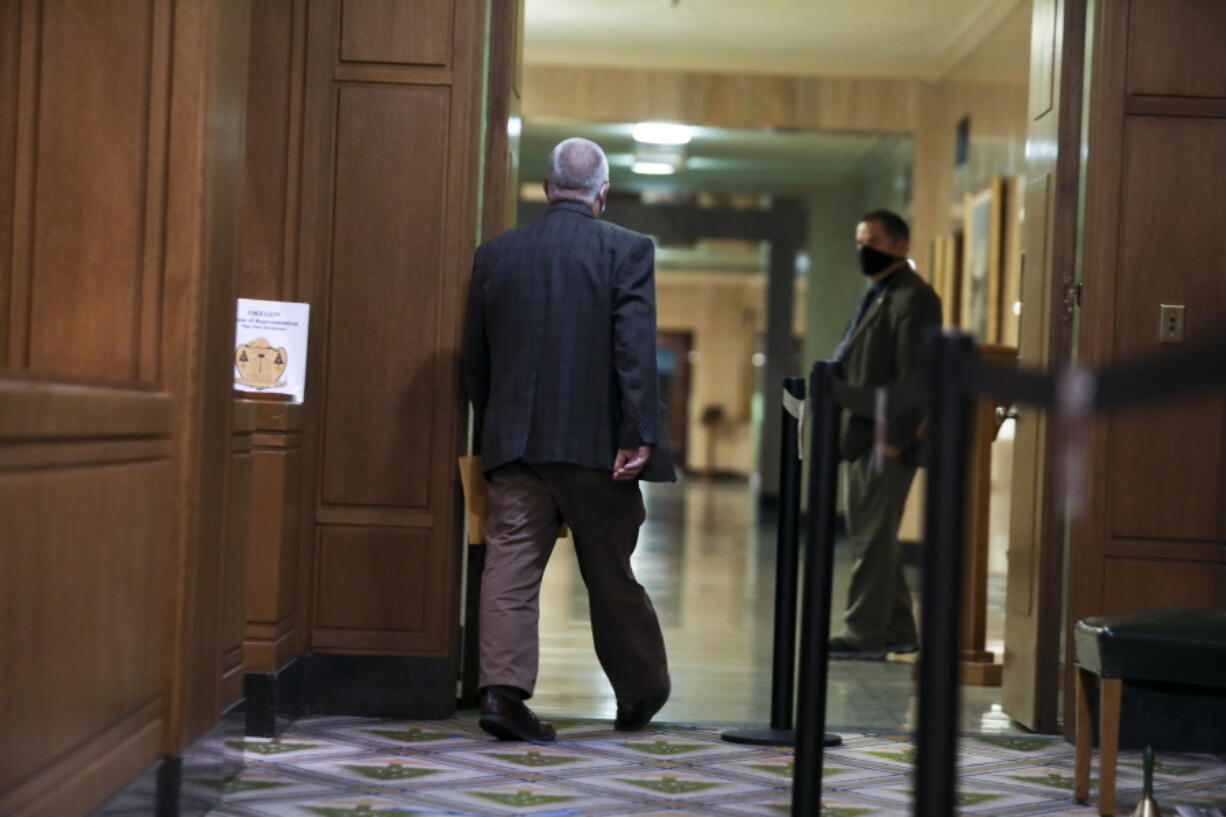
[613,446,652,481]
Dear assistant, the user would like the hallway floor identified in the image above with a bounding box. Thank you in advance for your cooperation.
[533,480,1012,733]
[170,715,1226,817]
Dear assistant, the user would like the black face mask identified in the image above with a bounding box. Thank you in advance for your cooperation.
[859,245,900,277]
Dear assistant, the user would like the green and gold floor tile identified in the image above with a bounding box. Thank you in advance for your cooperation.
[562,767,777,803]
[284,752,501,790]
[182,767,336,803]
[226,736,369,762]
[195,717,1226,817]
[696,757,885,787]
[397,779,633,815]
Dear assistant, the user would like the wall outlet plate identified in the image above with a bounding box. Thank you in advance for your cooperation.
[1159,304,1185,344]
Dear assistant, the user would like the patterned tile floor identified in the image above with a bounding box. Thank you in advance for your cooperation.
[168,715,1226,817]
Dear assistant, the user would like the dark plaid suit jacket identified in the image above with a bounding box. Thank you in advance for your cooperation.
[462,200,675,482]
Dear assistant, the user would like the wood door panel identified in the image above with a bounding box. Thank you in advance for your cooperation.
[1114,118,1226,361]
[0,456,171,795]
[314,526,430,633]
[27,1,155,381]
[1069,0,1226,742]
[1127,0,1226,99]
[321,84,449,509]
[1100,556,1226,615]
[249,446,304,625]
[1108,396,1223,542]
[1107,117,1226,541]
[340,0,453,67]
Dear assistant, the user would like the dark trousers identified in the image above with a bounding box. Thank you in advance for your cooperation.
[478,462,669,703]
[840,454,919,649]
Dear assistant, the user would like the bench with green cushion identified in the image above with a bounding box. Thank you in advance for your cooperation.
[1073,607,1226,816]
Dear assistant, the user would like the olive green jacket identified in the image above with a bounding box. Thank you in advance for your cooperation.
[837,266,942,465]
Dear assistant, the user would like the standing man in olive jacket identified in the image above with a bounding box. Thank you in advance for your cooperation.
[462,138,673,742]
[829,210,942,660]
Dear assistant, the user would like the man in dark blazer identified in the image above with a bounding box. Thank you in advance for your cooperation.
[830,210,941,660]
[462,138,673,742]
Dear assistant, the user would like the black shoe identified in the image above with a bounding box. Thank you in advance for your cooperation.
[614,687,670,732]
[478,688,556,742]
[887,642,919,655]
[828,635,887,661]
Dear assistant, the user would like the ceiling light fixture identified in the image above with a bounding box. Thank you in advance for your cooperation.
[632,121,693,146]
[631,161,677,176]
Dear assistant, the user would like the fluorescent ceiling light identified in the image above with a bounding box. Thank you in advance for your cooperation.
[632,121,693,145]
[632,162,677,175]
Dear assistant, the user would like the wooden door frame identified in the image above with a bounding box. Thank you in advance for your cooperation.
[1000,0,1087,734]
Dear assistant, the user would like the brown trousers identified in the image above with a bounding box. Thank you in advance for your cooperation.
[478,462,669,703]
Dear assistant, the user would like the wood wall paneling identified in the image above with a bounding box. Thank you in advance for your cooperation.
[26,2,156,381]
[237,2,310,683]
[315,526,430,637]
[160,0,252,748]
[4,0,257,810]
[321,85,448,509]
[0,381,172,817]
[1101,558,1226,615]
[1069,0,1226,738]
[1126,0,1226,99]
[301,0,483,679]
[1107,117,1226,542]
[340,0,453,67]
[521,65,921,134]
[221,399,257,709]
[244,401,305,674]
[239,0,296,301]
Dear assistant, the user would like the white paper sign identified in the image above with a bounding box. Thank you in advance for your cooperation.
[234,298,310,403]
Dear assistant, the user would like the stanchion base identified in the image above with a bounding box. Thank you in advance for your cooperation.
[720,727,842,747]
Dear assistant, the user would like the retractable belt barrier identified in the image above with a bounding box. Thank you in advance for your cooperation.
[721,379,841,750]
[790,329,1226,816]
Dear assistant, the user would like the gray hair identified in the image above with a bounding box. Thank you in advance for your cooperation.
[546,138,609,205]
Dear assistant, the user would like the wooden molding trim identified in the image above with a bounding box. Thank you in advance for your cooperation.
[0,379,172,439]
[1124,95,1226,119]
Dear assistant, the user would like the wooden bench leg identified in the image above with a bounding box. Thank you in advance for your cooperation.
[1098,677,1123,817]
[1074,667,1094,804]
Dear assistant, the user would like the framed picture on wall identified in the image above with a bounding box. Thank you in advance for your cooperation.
[961,176,1005,343]
[1000,174,1025,349]
[931,233,963,327]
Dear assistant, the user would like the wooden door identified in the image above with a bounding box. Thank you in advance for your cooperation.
[296,0,486,716]
[1068,0,1226,737]
[1000,0,1087,733]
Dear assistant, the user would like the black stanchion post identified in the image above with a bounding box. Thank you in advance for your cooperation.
[914,332,975,817]
[792,361,844,816]
[723,377,806,747]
